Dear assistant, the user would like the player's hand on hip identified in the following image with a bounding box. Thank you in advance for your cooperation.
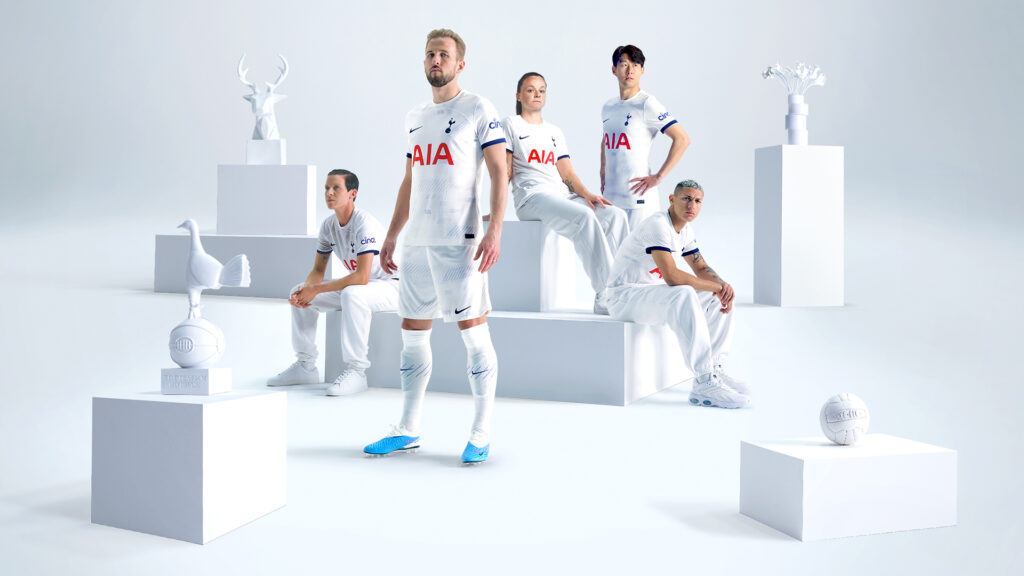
[629,174,662,196]
[380,238,398,274]
[474,232,501,273]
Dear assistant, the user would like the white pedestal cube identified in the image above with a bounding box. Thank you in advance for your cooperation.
[487,220,583,312]
[161,367,232,395]
[740,435,957,541]
[246,139,286,165]
[217,165,316,235]
[327,311,690,406]
[754,145,844,306]
[155,233,337,299]
[92,391,287,544]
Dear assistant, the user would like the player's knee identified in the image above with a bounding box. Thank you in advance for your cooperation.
[339,286,365,308]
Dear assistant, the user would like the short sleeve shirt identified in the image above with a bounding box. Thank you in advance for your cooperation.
[606,210,698,288]
[404,90,506,246]
[316,208,392,280]
[601,90,677,210]
[503,115,571,208]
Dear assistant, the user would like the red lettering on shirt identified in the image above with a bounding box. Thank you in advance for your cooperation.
[604,133,632,150]
[411,142,455,166]
[649,267,662,279]
[527,149,556,165]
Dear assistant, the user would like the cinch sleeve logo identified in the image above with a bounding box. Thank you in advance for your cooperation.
[658,112,670,121]
[411,143,454,165]
[488,119,502,129]
[360,237,375,245]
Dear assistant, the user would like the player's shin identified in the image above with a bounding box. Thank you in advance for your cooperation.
[399,328,432,434]
[461,323,497,446]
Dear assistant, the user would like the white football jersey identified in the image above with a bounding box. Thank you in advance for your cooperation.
[601,90,677,210]
[316,208,393,281]
[503,115,571,208]
[404,90,506,246]
[606,210,698,288]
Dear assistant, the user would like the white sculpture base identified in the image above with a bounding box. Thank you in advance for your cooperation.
[155,233,337,299]
[246,139,286,165]
[754,145,844,306]
[217,164,316,235]
[161,367,232,395]
[486,220,584,312]
[327,311,691,406]
[740,435,957,541]
[91,391,287,544]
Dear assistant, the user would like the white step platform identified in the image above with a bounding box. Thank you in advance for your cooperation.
[92,390,287,544]
[155,232,338,299]
[739,434,957,541]
[325,311,691,406]
[754,145,844,306]
[217,164,316,235]
[486,220,588,312]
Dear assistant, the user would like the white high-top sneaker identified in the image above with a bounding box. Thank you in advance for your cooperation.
[714,364,750,395]
[689,372,750,409]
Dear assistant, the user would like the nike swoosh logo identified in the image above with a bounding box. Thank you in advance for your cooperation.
[518,135,530,140]
[602,118,609,123]
[409,126,423,133]
[455,306,470,314]
[471,369,487,375]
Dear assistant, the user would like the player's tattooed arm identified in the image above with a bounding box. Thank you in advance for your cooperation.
[687,251,734,312]
[557,157,613,209]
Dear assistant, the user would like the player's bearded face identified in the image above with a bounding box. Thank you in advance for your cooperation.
[424,38,460,88]
[426,66,456,88]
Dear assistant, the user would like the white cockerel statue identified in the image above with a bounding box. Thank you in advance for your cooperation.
[178,219,252,319]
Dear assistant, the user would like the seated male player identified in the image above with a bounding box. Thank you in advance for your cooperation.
[601,179,750,408]
[267,169,399,396]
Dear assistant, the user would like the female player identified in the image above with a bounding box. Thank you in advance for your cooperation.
[502,72,628,313]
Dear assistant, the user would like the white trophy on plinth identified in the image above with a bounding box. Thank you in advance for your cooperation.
[162,219,252,395]
[754,62,844,307]
[239,54,288,165]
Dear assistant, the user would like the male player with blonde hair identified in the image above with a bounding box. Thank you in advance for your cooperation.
[364,29,508,463]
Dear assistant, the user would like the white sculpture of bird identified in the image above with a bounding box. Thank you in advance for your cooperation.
[178,219,251,319]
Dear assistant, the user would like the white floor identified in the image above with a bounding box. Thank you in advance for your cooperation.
[0,202,1021,575]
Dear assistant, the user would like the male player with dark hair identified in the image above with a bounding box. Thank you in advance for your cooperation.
[364,29,508,463]
[267,169,399,396]
[601,180,750,408]
[601,45,691,229]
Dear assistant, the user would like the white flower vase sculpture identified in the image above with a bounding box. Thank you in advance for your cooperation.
[763,63,826,145]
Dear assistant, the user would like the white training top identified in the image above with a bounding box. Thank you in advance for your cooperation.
[606,209,698,288]
[404,90,506,246]
[601,90,677,211]
[316,208,393,281]
[503,115,571,208]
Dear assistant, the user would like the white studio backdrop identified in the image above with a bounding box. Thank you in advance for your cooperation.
[1,0,1021,297]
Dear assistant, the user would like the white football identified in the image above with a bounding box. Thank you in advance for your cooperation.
[819,393,870,445]
[169,318,225,368]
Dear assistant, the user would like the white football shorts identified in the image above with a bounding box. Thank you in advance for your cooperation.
[398,245,491,322]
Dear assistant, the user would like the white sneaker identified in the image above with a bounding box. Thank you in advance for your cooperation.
[326,368,367,396]
[267,361,320,387]
[715,365,750,395]
[689,373,750,409]
[593,293,609,315]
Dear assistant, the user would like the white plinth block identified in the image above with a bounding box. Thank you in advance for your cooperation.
[486,220,582,312]
[740,435,957,541]
[161,367,232,395]
[246,139,286,165]
[754,145,844,306]
[326,311,690,406]
[92,391,287,544]
[155,233,337,299]
[217,164,316,235]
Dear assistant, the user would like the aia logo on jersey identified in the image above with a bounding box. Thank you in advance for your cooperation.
[658,111,670,121]
[488,118,502,130]
[604,132,632,150]
[527,149,556,165]
[649,267,663,279]
[411,143,454,166]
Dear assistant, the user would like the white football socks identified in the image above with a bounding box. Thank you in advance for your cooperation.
[398,329,432,435]
[461,323,498,446]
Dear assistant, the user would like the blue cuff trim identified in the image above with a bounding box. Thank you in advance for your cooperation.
[316,249,333,254]
[357,249,380,256]
[406,153,412,158]
[645,246,672,253]
[556,154,570,161]
[682,248,700,256]
[660,119,678,133]
[481,138,506,149]
[506,148,514,154]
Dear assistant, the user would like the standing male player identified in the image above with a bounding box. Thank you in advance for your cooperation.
[267,169,399,396]
[364,29,508,464]
[602,180,750,409]
[601,45,691,229]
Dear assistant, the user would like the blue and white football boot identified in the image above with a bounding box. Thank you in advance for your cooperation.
[364,425,420,456]
[461,441,490,464]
